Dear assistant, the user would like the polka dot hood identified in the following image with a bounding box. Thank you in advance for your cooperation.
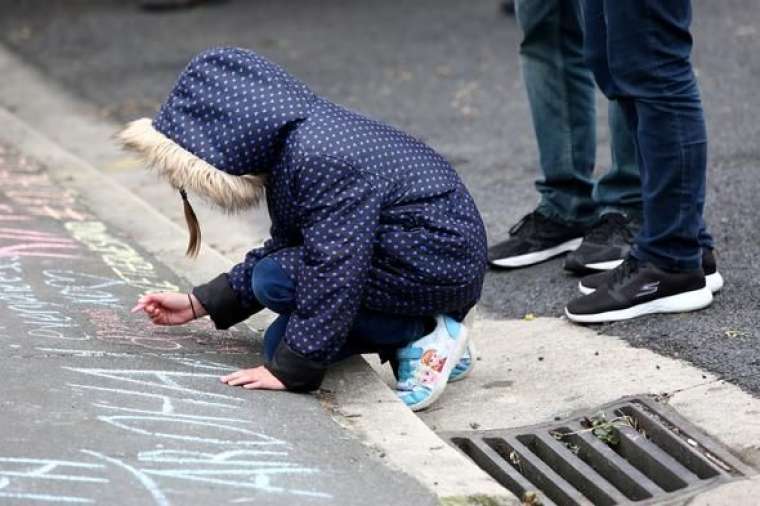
[119,47,487,391]
[152,48,314,178]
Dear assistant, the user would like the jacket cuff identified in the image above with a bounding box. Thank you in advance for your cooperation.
[267,340,326,392]
[192,273,262,330]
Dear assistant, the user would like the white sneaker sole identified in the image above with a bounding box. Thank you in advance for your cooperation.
[584,258,624,271]
[565,286,713,323]
[490,237,583,268]
[706,271,724,293]
[579,271,724,296]
[409,324,469,412]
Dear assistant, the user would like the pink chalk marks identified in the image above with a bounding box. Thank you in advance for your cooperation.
[85,308,249,353]
[0,151,91,259]
[0,203,29,222]
[0,227,81,259]
[0,153,92,223]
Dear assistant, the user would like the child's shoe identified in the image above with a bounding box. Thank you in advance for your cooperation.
[448,341,476,383]
[396,315,468,411]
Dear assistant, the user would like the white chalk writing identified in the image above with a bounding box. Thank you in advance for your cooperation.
[0,257,84,340]
[0,152,329,503]
[0,458,106,504]
[65,221,179,293]
[43,270,123,308]
[80,451,169,506]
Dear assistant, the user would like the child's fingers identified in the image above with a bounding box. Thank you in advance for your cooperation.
[133,293,183,326]
[221,370,256,386]
[151,310,170,324]
[226,375,253,387]
[220,372,241,384]
[131,294,156,314]
[135,294,156,307]
[147,306,163,320]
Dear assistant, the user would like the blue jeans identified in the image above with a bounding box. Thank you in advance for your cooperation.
[515,0,641,227]
[252,257,427,362]
[583,0,713,271]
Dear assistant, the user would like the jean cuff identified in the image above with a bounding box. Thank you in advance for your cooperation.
[631,245,701,272]
[536,203,595,229]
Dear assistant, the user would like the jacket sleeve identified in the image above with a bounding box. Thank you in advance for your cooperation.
[265,156,383,391]
[192,231,288,330]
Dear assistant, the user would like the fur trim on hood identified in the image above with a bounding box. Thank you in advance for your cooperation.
[118,118,265,212]
[118,48,315,212]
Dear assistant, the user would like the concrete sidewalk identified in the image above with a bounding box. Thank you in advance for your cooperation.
[365,316,760,503]
[368,317,760,470]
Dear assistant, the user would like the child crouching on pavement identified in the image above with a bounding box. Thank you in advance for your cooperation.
[122,48,487,411]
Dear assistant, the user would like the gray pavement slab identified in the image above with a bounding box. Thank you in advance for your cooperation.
[0,0,757,397]
[0,145,436,505]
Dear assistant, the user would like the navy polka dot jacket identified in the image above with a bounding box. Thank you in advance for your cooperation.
[156,48,487,390]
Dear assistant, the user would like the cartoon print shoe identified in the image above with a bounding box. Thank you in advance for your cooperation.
[448,341,476,383]
[396,315,468,411]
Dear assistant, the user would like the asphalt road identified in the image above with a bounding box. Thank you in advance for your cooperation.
[0,0,758,393]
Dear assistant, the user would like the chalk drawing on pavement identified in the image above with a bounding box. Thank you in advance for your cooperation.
[43,270,123,308]
[0,227,81,259]
[65,221,179,294]
[0,148,330,503]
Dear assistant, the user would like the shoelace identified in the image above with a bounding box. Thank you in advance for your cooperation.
[609,255,641,287]
[509,211,551,238]
[586,214,632,243]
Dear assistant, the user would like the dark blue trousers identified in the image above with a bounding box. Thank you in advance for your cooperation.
[252,257,427,362]
[583,0,713,271]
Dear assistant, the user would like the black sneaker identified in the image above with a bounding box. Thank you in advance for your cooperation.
[564,213,635,273]
[565,256,713,323]
[578,248,724,295]
[488,211,584,269]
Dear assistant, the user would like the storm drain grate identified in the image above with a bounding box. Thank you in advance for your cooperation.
[441,396,755,505]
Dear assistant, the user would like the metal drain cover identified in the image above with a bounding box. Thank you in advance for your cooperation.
[441,396,754,505]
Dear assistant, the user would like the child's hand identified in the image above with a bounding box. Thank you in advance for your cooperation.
[131,292,207,325]
[220,366,286,390]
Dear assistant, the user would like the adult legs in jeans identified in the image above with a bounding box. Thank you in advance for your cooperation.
[251,256,428,363]
[515,0,640,226]
[583,0,713,271]
[488,0,641,271]
[564,0,714,322]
